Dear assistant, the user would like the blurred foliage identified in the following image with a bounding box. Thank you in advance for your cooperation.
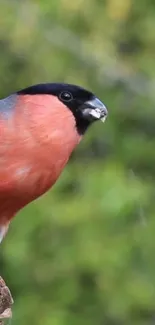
[1,0,155,324]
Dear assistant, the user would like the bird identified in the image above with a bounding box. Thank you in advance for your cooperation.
[0,82,108,243]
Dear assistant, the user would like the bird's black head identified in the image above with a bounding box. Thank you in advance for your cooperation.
[18,83,108,134]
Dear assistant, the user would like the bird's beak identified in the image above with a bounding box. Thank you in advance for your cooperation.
[81,97,108,123]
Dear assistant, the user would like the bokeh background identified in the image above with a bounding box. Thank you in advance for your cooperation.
[1,0,155,324]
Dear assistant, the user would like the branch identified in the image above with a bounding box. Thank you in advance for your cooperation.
[0,277,13,325]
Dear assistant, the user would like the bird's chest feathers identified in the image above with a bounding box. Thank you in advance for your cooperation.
[0,127,80,195]
[0,99,81,218]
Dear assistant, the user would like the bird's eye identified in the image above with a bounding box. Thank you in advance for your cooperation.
[59,91,73,102]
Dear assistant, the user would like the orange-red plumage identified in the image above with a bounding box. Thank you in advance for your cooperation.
[0,95,81,224]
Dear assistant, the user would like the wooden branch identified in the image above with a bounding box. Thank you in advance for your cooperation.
[0,277,13,325]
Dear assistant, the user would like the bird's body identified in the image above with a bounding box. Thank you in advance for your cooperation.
[0,83,107,242]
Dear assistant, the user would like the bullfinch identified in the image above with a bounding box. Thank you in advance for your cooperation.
[0,83,108,243]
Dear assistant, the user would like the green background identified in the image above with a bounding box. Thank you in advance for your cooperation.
[1,0,155,324]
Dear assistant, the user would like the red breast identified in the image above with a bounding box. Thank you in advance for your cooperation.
[0,95,81,223]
